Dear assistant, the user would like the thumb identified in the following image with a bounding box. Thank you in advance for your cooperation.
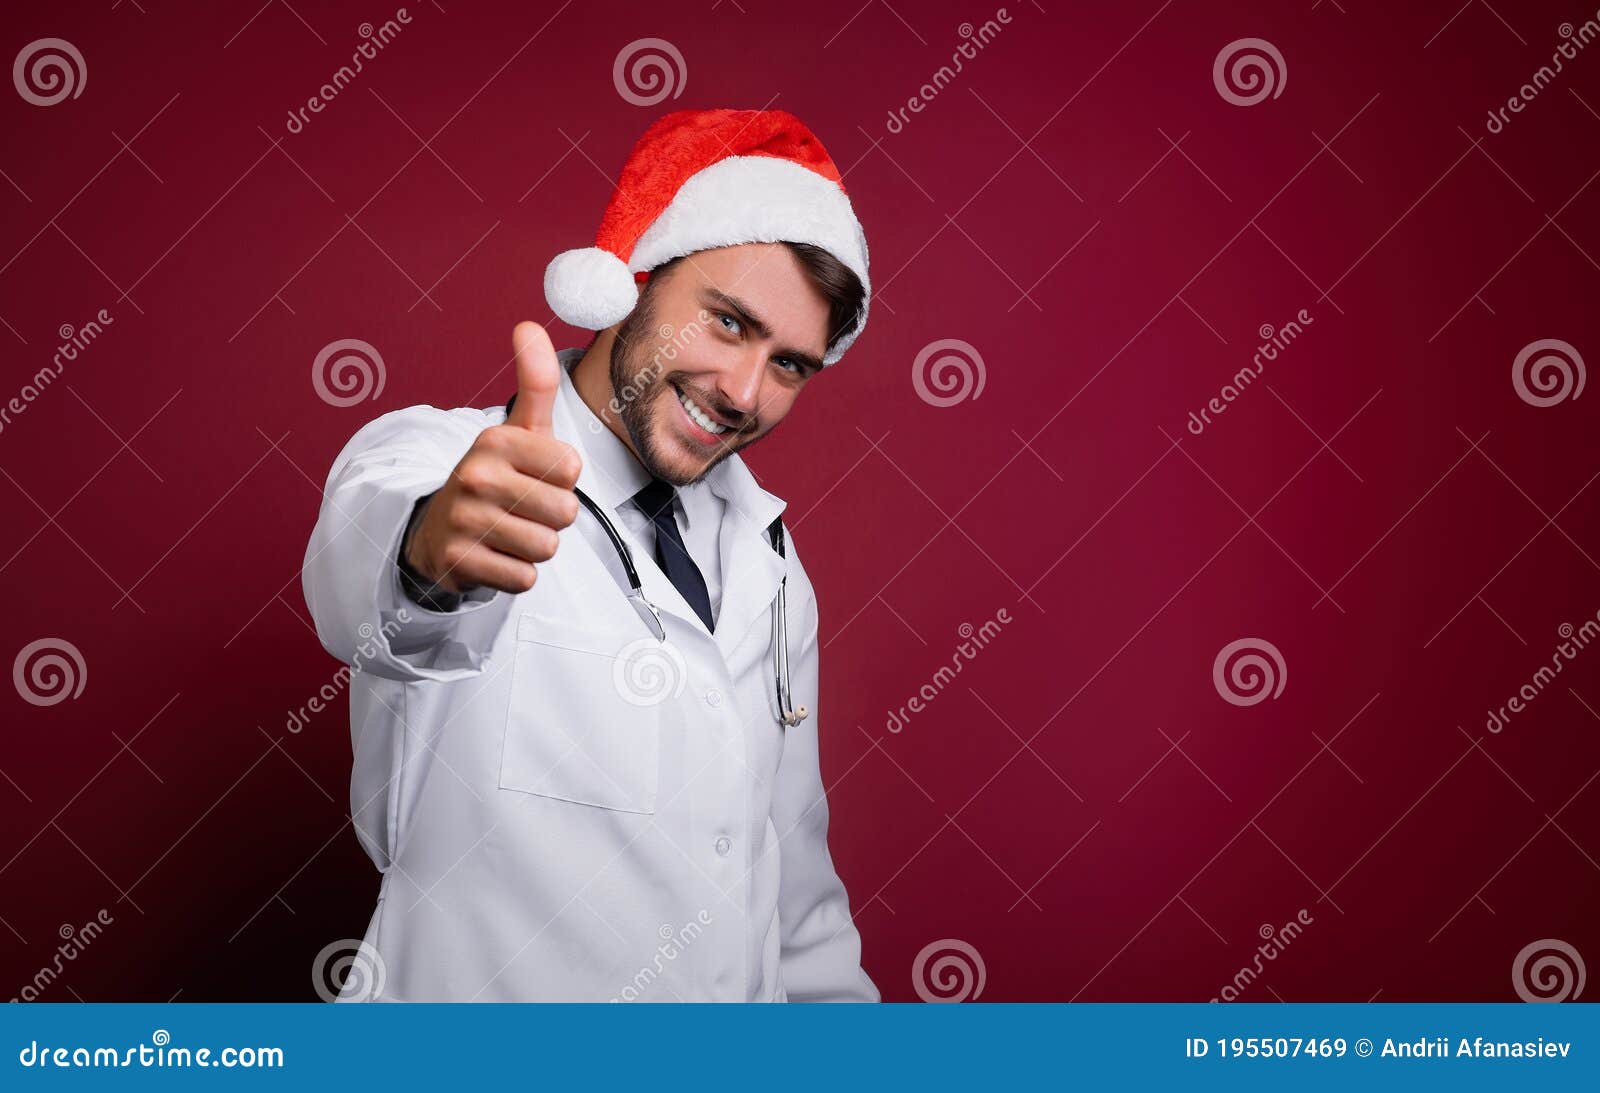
[507,321,560,432]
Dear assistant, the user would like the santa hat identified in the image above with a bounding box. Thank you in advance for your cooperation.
[543,108,870,365]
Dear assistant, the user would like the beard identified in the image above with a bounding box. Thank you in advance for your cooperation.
[608,294,755,487]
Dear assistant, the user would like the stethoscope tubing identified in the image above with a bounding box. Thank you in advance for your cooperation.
[572,485,806,727]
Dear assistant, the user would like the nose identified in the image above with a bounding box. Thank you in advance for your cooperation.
[715,349,765,420]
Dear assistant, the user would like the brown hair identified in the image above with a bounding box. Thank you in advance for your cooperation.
[644,242,865,355]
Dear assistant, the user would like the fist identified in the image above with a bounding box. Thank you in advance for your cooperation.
[403,322,583,595]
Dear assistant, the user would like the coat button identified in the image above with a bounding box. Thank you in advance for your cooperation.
[705,688,722,708]
[714,836,732,857]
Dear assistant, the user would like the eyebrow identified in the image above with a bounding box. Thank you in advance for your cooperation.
[702,288,826,374]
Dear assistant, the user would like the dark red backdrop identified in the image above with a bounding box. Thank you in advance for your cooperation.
[2,0,1597,1002]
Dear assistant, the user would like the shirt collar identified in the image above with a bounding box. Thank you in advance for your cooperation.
[552,348,657,520]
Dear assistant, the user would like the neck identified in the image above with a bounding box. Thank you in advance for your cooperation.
[570,328,644,461]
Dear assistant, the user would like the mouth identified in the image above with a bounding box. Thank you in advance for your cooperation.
[668,382,740,445]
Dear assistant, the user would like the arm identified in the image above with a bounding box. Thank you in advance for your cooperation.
[301,403,514,683]
[770,546,880,1003]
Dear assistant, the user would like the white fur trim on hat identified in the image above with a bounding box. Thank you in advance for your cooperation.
[627,156,871,364]
[544,246,638,331]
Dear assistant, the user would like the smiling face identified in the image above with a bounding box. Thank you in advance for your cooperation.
[604,242,832,486]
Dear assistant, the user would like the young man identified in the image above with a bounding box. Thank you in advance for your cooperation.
[302,109,877,1001]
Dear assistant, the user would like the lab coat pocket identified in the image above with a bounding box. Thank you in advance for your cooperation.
[500,611,663,814]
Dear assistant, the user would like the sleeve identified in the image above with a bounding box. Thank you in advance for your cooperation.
[301,403,515,683]
[769,538,880,1003]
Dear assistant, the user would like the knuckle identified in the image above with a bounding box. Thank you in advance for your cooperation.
[480,424,512,452]
[442,499,472,532]
[439,540,469,572]
[454,459,490,495]
[536,525,561,560]
[557,444,583,484]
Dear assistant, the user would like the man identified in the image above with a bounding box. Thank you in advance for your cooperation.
[302,108,878,1001]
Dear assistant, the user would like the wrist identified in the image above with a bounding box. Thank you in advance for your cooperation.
[398,494,465,612]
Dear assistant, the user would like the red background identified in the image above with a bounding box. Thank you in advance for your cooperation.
[2,0,1597,1002]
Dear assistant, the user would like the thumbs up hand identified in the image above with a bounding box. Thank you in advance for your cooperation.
[403,322,584,596]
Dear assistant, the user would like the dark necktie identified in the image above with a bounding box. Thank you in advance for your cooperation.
[633,478,715,633]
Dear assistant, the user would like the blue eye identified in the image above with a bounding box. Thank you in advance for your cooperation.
[773,357,800,373]
[717,312,742,335]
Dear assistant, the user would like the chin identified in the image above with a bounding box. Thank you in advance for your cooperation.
[636,386,745,486]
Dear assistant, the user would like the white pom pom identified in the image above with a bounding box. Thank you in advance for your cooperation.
[543,247,637,330]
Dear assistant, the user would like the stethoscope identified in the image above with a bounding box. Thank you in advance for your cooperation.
[505,389,806,728]
[571,486,808,729]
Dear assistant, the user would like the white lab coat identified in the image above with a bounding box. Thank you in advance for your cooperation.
[301,351,877,1002]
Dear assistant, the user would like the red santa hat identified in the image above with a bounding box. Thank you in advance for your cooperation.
[543,108,870,365]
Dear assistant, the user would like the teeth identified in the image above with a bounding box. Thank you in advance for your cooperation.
[677,388,728,435]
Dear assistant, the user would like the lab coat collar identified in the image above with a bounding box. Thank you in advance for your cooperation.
[508,349,789,655]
